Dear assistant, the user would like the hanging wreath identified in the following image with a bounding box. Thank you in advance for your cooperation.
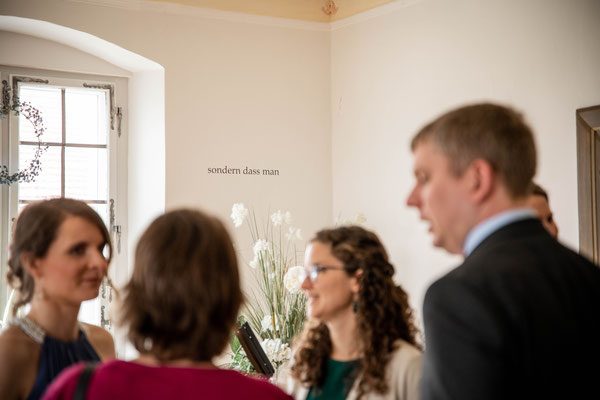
[0,80,48,185]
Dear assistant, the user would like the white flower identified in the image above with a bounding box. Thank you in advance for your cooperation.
[230,203,249,228]
[262,338,291,363]
[284,266,305,294]
[270,210,283,226]
[285,227,303,241]
[261,314,279,333]
[253,239,271,256]
[353,212,367,225]
[249,258,259,269]
[337,212,367,226]
[281,346,292,361]
[271,210,293,226]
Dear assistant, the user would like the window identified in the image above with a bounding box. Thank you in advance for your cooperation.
[17,84,109,220]
[0,66,127,334]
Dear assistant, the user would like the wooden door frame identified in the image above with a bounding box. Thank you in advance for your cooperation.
[576,105,600,264]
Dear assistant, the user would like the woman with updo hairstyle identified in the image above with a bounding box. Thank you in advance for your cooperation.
[0,198,115,400]
[282,226,422,400]
[43,209,293,400]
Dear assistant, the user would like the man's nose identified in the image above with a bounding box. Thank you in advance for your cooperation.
[406,185,420,208]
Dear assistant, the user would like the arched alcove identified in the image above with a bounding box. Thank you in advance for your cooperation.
[0,15,165,277]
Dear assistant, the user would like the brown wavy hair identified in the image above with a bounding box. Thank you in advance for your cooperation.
[118,208,242,362]
[291,226,421,399]
[7,198,112,315]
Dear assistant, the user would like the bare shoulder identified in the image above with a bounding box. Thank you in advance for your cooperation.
[0,325,40,366]
[82,323,115,360]
[0,325,41,399]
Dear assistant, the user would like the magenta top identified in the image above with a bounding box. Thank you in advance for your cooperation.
[42,359,292,400]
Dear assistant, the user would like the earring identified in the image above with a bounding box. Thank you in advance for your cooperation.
[34,290,45,301]
[33,276,45,301]
[353,299,358,313]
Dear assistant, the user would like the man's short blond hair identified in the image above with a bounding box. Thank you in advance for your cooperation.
[411,103,537,198]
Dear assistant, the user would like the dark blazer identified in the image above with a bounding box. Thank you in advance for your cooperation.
[421,218,600,400]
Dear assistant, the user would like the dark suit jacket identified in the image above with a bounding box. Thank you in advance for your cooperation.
[421,218,600,400]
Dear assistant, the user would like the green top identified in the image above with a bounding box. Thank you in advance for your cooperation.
[306,358,361,400]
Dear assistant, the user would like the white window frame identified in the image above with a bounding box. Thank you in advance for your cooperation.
[0,66,128,346]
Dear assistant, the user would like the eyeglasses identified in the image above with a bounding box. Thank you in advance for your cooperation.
[303,264,346,282]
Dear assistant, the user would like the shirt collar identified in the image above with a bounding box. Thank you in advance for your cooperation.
[463,208,537,256]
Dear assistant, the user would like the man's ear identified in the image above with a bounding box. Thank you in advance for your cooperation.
[350,269,363,294]
[21,252,43,279]
[467,158,495,204]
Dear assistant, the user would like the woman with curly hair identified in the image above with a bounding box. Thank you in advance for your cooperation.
[282,226,422,400]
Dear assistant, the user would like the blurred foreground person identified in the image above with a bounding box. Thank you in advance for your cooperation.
[43,209,292,400]
[407,103,600,400]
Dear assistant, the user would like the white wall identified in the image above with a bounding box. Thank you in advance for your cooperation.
[0,30,130,76]
[0,0,332,309]
[331,0,600,322]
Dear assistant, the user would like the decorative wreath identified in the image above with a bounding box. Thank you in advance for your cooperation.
[0,80,48,185]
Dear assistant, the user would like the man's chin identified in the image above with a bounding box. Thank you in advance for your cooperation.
[432,235,443,249]
[432,236,462,255]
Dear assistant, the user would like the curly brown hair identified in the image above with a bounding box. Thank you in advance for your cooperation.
[291,226,421,399]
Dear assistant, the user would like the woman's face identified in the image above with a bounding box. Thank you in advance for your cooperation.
[30,215,108,305]
[301,241,359,323]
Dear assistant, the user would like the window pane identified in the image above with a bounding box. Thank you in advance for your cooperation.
[89,203,109,229]
[65,89,108,145]
[79,297,100,326]
[18,86,62,143]
[65,147,108,200]
[18,145,61,200]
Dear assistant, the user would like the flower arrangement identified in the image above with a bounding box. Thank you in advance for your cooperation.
[229,203,307,373]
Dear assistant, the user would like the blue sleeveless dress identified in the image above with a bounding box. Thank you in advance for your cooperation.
[10,317,101,400]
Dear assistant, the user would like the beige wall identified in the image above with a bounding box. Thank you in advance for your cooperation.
[0,0,332,300]
[2,0,600,334]
[331,0,600,319]
[0,30,131,76]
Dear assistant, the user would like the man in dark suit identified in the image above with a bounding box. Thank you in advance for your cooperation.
[406,103,600,400]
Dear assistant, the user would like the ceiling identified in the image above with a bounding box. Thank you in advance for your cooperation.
[146,0,398,22]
